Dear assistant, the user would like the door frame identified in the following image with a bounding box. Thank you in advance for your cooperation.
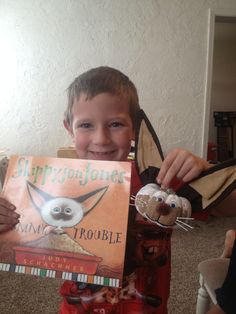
[202,8,236,159]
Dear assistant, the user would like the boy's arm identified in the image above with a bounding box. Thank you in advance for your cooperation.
[0,198,20,232]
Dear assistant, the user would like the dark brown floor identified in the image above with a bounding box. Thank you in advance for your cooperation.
[0,216,236,313]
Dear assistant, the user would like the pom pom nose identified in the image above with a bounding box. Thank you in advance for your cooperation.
[157,202,170,216]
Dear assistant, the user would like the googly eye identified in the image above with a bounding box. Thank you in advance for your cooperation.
[64,207,73,215]
[52,207,61,213]
[166,194,181,208]
[154,191,167,203]
[51,207,61,217]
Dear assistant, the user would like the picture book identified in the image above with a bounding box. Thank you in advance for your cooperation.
[0,155,131,288]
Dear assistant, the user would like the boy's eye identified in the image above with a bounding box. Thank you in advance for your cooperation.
[109,122,124,128]
[78,122,92,129]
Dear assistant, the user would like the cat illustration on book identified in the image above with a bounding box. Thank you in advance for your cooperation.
[26,181,108,234]
[20,181,109,263]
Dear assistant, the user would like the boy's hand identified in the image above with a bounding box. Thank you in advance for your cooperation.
[0,197,20,233]
[157,148,211,189]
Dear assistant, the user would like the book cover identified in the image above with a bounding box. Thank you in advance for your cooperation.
[0,155,131,288]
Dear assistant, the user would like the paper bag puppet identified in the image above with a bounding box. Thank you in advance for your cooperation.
[134,109,236,230]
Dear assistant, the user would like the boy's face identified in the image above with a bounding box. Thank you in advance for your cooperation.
[64,93,134,161]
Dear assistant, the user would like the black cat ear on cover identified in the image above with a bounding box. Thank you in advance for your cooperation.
[178,158,236,212]
[135,109,164,185]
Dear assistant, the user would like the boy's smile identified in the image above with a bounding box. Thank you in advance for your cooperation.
[66,93,134,161]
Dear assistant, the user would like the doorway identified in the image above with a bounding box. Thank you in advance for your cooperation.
[202,11,236,162]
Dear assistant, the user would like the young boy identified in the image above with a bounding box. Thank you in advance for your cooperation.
[59,66,212,314]
[0,66,232,313]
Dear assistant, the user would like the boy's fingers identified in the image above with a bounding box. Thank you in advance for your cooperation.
[157,149,180,183]
[0,198,20,225]
[0,215,19,224]
[0,224,15,233]
[0,197,16,211]
[0,198,19,220]
[0,206,20,219]
[158,155,184,188]
[157,160,172,185]
[182,166,203,183]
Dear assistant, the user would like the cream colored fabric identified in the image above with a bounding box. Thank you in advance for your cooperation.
[137,120,162,173]
[190,166,236,209]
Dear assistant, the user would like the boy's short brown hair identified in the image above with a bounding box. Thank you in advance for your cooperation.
[65,66,140,128]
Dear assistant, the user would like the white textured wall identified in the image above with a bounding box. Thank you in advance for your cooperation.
[1,0,236,158]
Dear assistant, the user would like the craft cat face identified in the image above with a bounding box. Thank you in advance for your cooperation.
[135,183,191,228]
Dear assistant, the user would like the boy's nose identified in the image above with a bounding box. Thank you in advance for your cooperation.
[93,127,111,145]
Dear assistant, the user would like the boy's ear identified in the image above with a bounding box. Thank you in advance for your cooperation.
[63,119,74,138]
